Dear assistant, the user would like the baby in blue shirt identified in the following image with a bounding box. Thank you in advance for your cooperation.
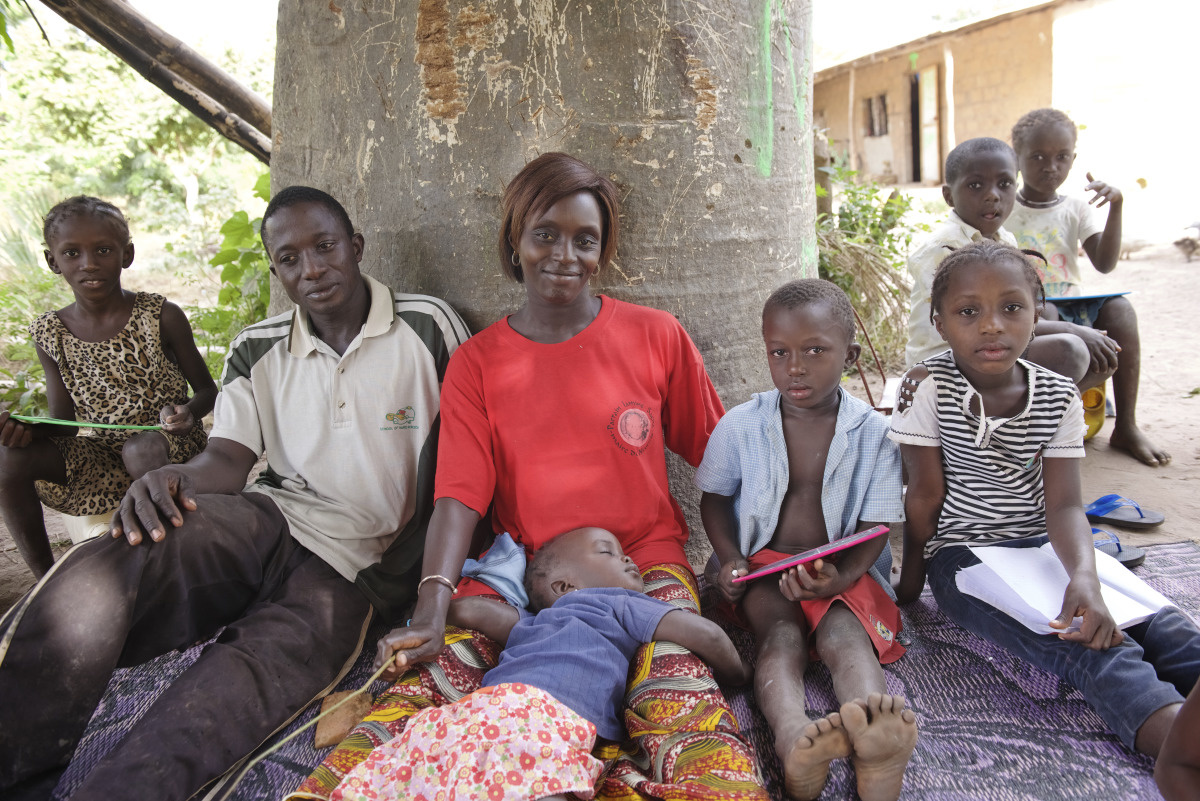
[332,526,751,801]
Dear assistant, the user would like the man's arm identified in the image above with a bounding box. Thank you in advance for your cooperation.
[112,437,258,545]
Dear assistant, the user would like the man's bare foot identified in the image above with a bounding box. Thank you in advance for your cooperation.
[1110,423,1171,467]
[781,712,852,800]
[842,693,918,801]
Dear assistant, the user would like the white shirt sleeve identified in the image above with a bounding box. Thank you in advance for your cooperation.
[887,376,941,447]
[1043,393,1086,458]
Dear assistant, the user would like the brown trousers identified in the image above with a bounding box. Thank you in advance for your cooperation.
[0,491,371,801]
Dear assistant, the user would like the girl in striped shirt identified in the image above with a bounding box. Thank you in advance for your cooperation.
[889,240,1200,759]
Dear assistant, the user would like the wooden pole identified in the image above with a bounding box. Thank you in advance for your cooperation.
[38,0,271,163]
[75,0,271,136]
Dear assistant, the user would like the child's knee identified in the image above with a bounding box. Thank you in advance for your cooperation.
[121,432,170,478]
[1029,334,1089,383]
[1098,297,1140,340]
[755,616,807,654]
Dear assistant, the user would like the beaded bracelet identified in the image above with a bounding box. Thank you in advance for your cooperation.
[417,574,456,594]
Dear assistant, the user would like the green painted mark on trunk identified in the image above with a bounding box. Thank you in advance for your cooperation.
[750,1,809,178]
[750,0,774,177]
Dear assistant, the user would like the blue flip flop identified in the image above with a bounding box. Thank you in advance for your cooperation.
[1085,494,1165,530]
[1093,528,1146,569]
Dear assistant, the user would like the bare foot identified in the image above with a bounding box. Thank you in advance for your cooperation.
[1110,423,1171,467]
[782,712,851,801]
[842,693,918,801]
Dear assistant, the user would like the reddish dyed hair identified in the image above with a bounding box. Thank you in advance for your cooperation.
[498,152,620,282]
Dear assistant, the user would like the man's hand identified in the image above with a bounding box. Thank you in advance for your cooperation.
[1050,575,1124,650]
[159,404,196,435]
[0,410,33,449]
[111,466,198,545]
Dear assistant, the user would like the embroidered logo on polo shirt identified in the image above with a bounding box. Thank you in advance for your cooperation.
[607,401,654,456]
[382,406,417,430]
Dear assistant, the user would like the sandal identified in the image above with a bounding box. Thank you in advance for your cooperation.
[1093,528,1146,569]
[1085,494,1165,530]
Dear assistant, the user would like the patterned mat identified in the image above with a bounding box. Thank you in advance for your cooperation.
[54,542,1200,800]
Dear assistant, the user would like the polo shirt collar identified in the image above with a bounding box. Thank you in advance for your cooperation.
[287,274,396,357]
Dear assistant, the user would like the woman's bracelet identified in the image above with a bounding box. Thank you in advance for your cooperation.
[417,574,456,594]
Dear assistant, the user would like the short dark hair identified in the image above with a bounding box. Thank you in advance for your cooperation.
[499,153,620,282]
[43,196,131,248]
[1011,108,1077,152]
[523,541,563,613]
[944,138,1016,184]
[261,185,356,256]
[928,240,1045,324]
[762,278,856,342]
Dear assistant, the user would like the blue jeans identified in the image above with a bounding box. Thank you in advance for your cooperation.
[927,537,1200,749]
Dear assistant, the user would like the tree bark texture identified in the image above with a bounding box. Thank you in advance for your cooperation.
[273,0,816,563]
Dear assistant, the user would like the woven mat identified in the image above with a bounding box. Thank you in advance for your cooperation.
[54,542,1200,800]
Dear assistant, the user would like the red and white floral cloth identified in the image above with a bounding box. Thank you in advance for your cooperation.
[331,682,603,801]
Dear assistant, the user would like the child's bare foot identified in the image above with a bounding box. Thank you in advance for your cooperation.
[1110,423,1171,467]
[842,693,917,801]
[781,712,851,800]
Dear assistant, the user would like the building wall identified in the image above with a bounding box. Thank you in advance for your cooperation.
[948,10,1053,150]
[1051,0,1200,240]
[814,7,1054,184]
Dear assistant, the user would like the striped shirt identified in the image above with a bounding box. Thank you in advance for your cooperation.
[888,351,1084,555]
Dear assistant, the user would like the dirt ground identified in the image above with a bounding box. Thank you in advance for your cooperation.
[1,243,1198,612]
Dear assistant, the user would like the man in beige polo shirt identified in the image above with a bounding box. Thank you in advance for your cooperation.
[0,186,469,801]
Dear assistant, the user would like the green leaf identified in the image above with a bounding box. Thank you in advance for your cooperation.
[253,172,271,202]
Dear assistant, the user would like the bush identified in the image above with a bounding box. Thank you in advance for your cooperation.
[0,189,73,415]
[816,164,919,370]
[186,173,271,381]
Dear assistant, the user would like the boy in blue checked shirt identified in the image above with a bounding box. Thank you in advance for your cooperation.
[696,279,915,801]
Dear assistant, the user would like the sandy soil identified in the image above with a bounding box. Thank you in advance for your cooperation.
[1,244,1197,612]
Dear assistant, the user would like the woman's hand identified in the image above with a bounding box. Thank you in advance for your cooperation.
[375,615,448,679]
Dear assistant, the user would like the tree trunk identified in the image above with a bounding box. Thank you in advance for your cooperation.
[273,0,816,565]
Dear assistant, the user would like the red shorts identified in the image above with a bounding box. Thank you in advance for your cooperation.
[736,547,906,665]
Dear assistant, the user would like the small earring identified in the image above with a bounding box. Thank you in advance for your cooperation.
[1029,330,1036,344]
[510,251,520,267]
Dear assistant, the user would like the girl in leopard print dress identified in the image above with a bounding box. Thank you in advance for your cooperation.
[0,197,217,577]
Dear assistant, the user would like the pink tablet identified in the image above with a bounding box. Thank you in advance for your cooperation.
[731,525,891,583]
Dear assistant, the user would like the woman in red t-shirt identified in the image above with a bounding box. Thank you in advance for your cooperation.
[298,153,765,800]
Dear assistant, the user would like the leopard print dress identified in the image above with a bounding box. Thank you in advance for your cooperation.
[29,292,208,516]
